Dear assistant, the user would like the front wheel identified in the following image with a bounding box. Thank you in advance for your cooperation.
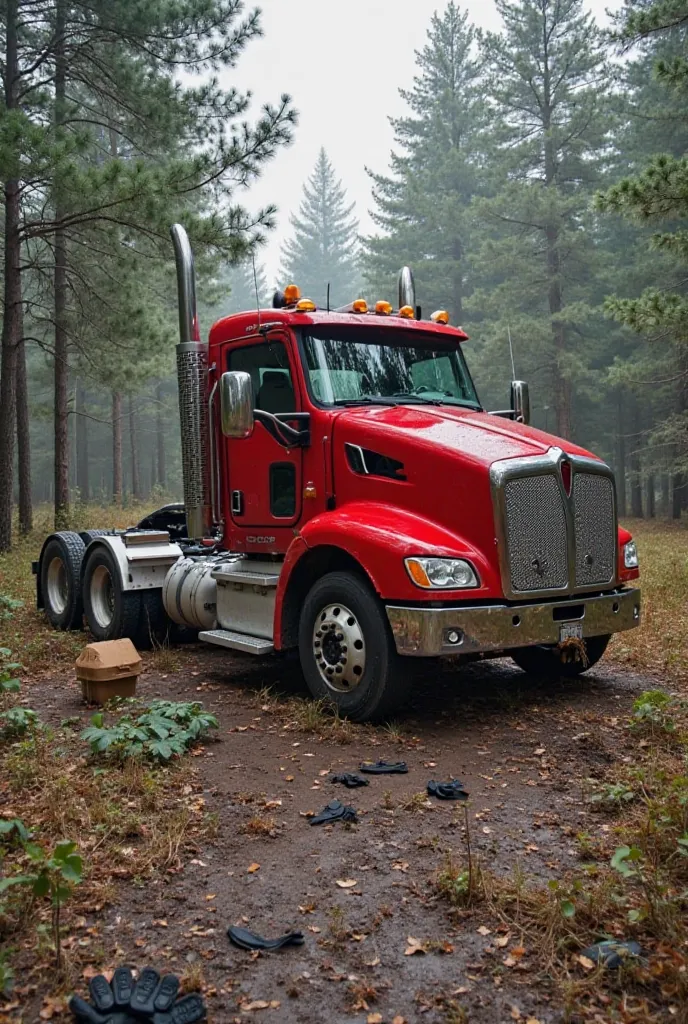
[511,634,611,678]
[298,571,410,722]
[82,546,144,645]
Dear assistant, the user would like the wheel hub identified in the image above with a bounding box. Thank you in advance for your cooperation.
[46,556,68,614]
[90,565,115,629]
[312,603,365,693]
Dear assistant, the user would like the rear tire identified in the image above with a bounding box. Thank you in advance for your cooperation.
[82,545,144,645]
[511,634,611,678]
[40,533,86,630]
[298,571,410,722]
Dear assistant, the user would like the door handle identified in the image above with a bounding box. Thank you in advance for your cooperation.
[232,490,244,516]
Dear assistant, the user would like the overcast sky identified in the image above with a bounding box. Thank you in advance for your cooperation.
[227,0,618,289]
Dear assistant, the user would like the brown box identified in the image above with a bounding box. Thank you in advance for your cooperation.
[75,639,142,704]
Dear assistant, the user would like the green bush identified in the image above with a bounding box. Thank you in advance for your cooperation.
[81,700,218,763]
[0,648,20,694]
[0,707,39,739]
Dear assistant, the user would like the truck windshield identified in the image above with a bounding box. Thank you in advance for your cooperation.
[300,326,480,409]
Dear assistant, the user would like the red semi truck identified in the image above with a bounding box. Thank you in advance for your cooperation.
[34,225,641,721]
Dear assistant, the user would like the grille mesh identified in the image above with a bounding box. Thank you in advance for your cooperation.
[176,345,209,536]
[504,476,568,591]
[573,474,615,586]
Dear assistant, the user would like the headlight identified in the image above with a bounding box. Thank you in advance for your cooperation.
[624,540,639,569]
[405,557,479,589]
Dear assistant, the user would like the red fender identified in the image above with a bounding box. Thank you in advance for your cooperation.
[273,502,502,647]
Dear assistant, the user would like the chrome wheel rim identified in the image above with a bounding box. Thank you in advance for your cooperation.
[46,556,68,615]
[312,602,365,693]
[90,565,115,629]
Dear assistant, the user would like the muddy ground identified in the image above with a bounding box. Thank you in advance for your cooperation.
[22,649,662,1024]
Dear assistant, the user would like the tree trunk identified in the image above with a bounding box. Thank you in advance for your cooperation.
[76,381,89,503]
[645,474,655,518]
[53,0,70,530]
[630,453,643,518]
[661,474,670,518]
[15,323,32,535]
[112,391,122,504]
[156,381,166,490]
[615,392,626,518]
[0,0,21,553]
[129,395,141,501]
[672,473,685,519]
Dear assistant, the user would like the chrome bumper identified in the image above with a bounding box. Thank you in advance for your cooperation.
[386,588,641,658]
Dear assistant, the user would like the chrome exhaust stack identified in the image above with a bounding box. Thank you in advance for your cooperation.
[170,224,211,541]
[397,266,416,311]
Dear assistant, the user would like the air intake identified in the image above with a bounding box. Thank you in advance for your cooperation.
[170,224,211,541]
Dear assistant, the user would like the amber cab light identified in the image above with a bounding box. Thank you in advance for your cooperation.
[284,284,301,304]
[375,300,392,315]
[352,298,368,313]
[296,298,316,312]
[399,304,414,319]
[430,309,450,324]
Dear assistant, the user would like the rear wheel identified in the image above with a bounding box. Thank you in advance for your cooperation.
[298,571,410,722]
[40,532,86,630]
[83,546,144,645]
[511,634,611,678]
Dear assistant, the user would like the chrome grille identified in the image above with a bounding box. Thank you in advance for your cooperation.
[504,476,568,592]
[573,474,615,586]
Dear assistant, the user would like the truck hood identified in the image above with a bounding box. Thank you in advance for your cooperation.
[335,404,596,468]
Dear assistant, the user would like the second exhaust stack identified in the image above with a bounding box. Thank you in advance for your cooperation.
[170,223,211,542]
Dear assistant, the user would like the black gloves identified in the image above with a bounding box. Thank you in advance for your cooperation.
[69,967,206,1024]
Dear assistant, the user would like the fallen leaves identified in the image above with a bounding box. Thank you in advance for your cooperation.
[247,862,260,874]
[404,936,426,956]
[335,879,358,888]
[241,1000,281,1012]
[477,925,491,936]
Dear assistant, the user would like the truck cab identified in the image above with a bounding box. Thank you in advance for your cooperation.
[35,226,641,721]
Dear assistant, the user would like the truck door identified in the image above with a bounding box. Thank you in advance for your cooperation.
[223,335,302,548]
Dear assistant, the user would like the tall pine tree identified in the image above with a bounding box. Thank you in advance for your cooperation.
[280,148,359,307]
[470,0,610,437]
[364,4,488,321]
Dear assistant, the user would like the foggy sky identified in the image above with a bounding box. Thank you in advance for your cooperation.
[225,0,619,291]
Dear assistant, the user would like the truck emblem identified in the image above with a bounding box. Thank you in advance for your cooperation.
[531,555,548,577]
[246,535,276,545]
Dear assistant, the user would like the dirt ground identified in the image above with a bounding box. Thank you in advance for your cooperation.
[15,648,666,1024]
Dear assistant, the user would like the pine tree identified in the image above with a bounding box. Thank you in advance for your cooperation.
[280,148,359,308]
[470,0,610,437]
[0,0,296,550]
[364,4,488,320]
[596,0,688,509]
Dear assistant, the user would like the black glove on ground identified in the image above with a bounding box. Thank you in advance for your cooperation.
[69,967,206,1024]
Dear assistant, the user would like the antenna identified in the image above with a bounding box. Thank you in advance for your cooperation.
[507,323,516,380]
[327,282,331,313]
[251,252,261,330]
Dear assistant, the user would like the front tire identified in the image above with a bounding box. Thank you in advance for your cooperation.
[511,634,611,678]
[298,571,410,722]
[40,532,86,630]
[82,546,144,645]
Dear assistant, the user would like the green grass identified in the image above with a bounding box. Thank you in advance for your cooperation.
[611,518,688,687]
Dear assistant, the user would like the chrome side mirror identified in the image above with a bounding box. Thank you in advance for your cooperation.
[511,380,530,425]
[220,371,254,438]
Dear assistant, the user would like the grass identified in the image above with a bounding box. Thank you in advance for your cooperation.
[611,518,688,687]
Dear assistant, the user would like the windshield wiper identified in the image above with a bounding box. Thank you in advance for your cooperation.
[333,396,403,407]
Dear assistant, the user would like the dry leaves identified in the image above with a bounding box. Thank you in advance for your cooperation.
[367,1015,383,1024]
[577,954,595,970]
[477,925,491,936]
[404,936,426,956]
[247,862,260,874]
[335,879,358,888]
[241,1000,281,1011]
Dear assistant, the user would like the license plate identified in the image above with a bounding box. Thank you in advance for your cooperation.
[559,622,583,642]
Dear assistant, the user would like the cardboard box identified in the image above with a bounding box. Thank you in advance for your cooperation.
[75,639,142,704]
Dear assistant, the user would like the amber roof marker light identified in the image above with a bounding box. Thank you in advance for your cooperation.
[430,310,450,324]
[375,301,392,315]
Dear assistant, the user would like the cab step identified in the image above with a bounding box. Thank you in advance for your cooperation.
[198,629,274,655]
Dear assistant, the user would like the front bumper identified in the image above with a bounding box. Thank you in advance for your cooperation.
[386,587,641,657]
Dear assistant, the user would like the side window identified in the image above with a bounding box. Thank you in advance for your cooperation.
[228,340,296,414]
[270,463,296,518]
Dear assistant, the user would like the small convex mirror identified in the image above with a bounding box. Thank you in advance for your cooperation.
[220,371,254,438]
